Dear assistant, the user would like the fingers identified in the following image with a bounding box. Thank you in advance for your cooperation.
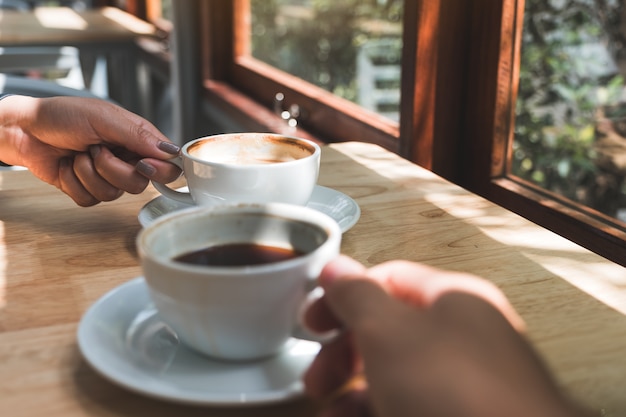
[74,152,125,201]
[55,144,182,206]
[304,332,360,400]
[317,390,373,417]
[322,278,397,334]
[57,145,156,206]
[308,255,523,341]
[304,332,370,417]
[7,96,182,207]
[33,96,181,161]
[84,99,181,159]
[307,279,432,417]
[86,145,150,194]
[304,257,562,417]
[319,255,368,284]
[89,145,181,192]
[367,261,526,331]
[134,157,182,184]
[313,257,524,332]
[304,255,367,333]
[57,158,100,207]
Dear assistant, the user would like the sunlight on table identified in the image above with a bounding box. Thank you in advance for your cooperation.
[421,186,626,315]
[34,8,87,30]
[101,7,156,34]
[331,144,626,318]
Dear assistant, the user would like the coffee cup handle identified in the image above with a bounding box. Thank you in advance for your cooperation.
[294,285,340,344]
[151,157,195,205]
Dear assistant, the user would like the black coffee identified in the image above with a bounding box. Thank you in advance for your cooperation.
[173,243,303,267]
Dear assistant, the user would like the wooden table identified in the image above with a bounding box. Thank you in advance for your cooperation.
[1,142,626,416]
[0,6,158,111]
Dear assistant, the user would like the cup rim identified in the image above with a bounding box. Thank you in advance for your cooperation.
[136,203,341,276]
[180,133,321,168]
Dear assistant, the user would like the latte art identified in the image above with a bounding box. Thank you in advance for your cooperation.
[188,134,313,165]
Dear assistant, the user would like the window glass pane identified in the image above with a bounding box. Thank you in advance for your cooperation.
[513,0,626,223]
[249,0,403,122]
[160,0,172,21]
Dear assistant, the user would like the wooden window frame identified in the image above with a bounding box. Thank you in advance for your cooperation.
[459,0,626,266]
[199,0,471,174]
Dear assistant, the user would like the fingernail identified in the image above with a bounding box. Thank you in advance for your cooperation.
[158,141,180,155]
[89,145,101,158]
[135,160,157,177]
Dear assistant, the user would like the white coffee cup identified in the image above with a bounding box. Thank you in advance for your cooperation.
[153,133,321,207]
[136,203,341,361]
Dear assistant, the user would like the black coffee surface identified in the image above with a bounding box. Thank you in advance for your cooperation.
[174,243,302,267]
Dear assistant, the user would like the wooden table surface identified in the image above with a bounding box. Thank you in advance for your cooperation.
[1,142,625,416]
[0,7,157,46]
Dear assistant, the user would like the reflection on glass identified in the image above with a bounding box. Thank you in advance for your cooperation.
[250,0,403,122]
[513,0,626,222]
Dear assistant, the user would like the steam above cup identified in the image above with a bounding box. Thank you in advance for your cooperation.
[153,133,321,206]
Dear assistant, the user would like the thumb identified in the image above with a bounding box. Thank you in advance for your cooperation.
[317,255,421,332]
[303,255,369,332]
[323,275,397,332]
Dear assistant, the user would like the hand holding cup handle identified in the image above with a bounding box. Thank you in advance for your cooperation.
[151,133,321,207]
[151,156,195,205]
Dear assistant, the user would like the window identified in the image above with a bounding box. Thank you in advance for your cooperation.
[126,0,626,266]
[200,1,400,152]
[200,1,458,172]
[458,0,626,266]
[249,1,403,122]
[513,1,626,225]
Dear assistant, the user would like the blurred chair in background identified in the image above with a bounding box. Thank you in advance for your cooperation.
[0,73,101,98]
[0,46,86,90]
[0,0,101,94]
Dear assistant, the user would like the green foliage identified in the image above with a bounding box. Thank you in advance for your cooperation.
[514,0,626,215]
[250,0,402,101]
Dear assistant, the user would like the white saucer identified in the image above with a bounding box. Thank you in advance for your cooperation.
[77,277,321,406]
[138,185,361,233]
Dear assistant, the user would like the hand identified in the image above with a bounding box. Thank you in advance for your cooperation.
[0,95,181,206]
[303,255,586,417]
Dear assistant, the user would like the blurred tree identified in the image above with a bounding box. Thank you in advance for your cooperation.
[514,0,626,218]
[250,0,402,102]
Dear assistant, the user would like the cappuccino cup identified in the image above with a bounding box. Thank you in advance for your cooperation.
[136,203,341,361]
[153,133,321,207]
